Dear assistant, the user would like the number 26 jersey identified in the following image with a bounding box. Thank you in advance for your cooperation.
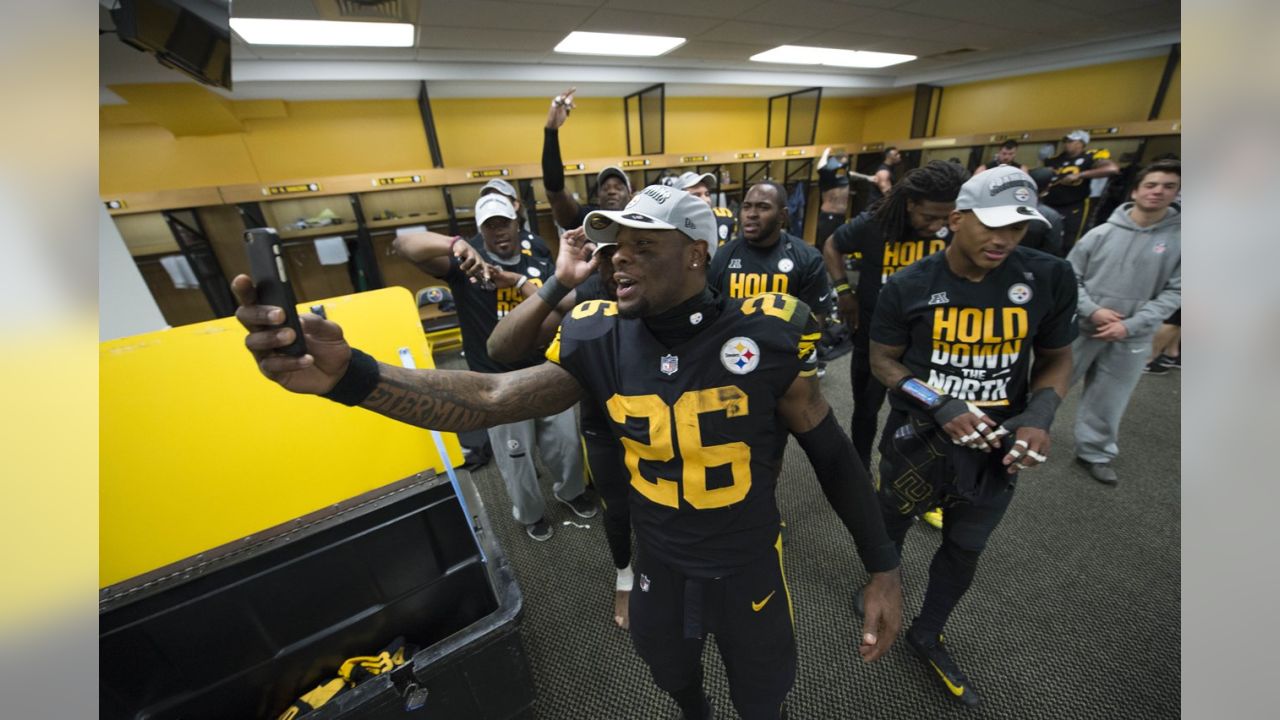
[547,293,818,577]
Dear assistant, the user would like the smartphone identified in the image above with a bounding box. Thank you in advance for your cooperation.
[245,228,308,357]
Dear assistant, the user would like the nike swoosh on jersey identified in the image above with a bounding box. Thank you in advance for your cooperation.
[818,292,831,302]
[751,590,776,612]
[930,661,967,696]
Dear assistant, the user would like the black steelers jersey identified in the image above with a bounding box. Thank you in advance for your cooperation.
[707,233,831,314]
[444,249,554,374]
[468,229,551,260]
[871,247,1078,420]
[831,212,950,317]
[711,206,737,249]
[546,293,820,576]
[1043,149,1111,207]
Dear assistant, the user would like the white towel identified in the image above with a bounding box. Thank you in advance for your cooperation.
[314,236,349,266]
[159,255,199,289]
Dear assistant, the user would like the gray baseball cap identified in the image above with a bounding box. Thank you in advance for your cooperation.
[475,193,517,226]
[676,171,716,191]
[955,166,1050,228]
[480,178,517,199]
[584,185,718,257]
[1065,129,1090,144]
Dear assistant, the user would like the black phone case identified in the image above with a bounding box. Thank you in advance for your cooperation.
[245,228,308,357]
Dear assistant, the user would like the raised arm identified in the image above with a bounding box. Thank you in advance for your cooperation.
[542,87,584,229]
[232,275,585,432]
[392,229,485,281]
[778,372,902,662]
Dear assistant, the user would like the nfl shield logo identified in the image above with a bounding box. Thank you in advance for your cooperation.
[660,354,679,376]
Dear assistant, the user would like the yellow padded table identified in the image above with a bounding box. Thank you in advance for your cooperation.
[100,287,464,588]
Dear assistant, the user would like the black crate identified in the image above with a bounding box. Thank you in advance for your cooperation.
[100,470,534,720]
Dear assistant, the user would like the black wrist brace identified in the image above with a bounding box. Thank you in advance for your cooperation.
[542,128,565,192]
[1002,387,1062,432]
[536,275,571,307]
[895,377,971,426]
[320,348,380,406]
[794,411,900,573]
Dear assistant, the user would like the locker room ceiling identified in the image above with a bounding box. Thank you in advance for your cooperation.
[99,0,1180,103]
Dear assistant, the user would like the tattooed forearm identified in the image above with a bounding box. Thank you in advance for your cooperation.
[360,362,584,432]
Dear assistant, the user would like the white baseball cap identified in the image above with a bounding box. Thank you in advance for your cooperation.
[584,185,718,258]
[1065,130,1090,144]
[475,194,517,226]
[480,178,517,199]
[954,166,1050,228]
[676,171,716,191]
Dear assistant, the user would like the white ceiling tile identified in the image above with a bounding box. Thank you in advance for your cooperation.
[246,46,421,60]
[419,26,565,51]
[577,9,726,36]
[740,1,882,29]
[602,0,752,20]
[233,0,322,20]
[416,48,553,63]
[692,22,819,46]
[417,0,594,32]
[665,39,777,62]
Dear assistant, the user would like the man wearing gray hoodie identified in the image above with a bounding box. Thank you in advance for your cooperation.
[1067,160,1181,484]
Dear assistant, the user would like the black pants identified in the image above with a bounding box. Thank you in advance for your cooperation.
[816,211,845,253]
[849,320,887,471]
[1053,198,1092,254]
[583,425,631,570]
[876,411,1015,636]
[630,542,795,720]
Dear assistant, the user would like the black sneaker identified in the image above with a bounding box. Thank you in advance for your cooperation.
[1142,358,1170,375]
[557,493,598,519]
[525,518,553,542]
[907,626,981,707]
[1163,355,1180,370]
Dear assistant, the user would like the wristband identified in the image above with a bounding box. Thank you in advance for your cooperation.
[321,348,381,406]
[513,274,529,291]
[616,564,634,592]
[896,377,973,426]
[834,282,852,296]
[536,275,571,307]
[449,236,465,254]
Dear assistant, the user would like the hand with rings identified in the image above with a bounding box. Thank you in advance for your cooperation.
[546,87,577,129]
[940,403,1004,452]
[1001,427,1051,474]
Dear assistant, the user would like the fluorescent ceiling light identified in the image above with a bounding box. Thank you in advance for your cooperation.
[554,31,686,57]
[750,45,915,69]
[230,18,414,47]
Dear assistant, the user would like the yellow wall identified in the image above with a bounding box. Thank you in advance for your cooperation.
[861,92,914,143]
[936,56,1170,136]
[814,97,867,147]
[666,97,767,154]
[430,96,626,168]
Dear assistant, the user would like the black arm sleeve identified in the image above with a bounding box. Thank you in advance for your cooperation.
[794,411,900,573]
[542,128,565,193]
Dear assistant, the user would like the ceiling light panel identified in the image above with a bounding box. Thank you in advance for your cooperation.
[230,18,414,47]
[750,45,916,69]
[554,31,686,57]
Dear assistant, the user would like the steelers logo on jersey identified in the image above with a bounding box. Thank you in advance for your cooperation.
[721,336,761,375]
[719,224,729,240]
[527,266,541,277]
[522,239,532,250]
[777,258,794,273]
[1008,283,1032,305]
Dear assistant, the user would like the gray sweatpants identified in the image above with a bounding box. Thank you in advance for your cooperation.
[1069,334,1152,463]
[486,406,584,525]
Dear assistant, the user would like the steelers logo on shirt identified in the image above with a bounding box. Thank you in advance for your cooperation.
[719,224,729,240]
[522,239,532,250]
[721,337,761,375]
[527,266,542,277]
[778,258,794,273]
[1008,283,1032,305]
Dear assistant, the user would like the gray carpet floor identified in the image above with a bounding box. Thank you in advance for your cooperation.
[439,351,1181,719]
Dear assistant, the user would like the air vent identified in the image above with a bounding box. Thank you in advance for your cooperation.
[313,0,417,22]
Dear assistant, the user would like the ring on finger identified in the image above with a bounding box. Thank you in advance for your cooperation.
[975,422,989,433]
[1014,439,1029,449]
[1027,450,1048,463]
[960,431,980,443]
[1007,448,1023,460]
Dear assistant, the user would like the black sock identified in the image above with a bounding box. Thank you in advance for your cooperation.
[670,685,711,720]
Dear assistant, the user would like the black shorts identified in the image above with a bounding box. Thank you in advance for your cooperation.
[629,540,796,718]
[1166,309,1181,326]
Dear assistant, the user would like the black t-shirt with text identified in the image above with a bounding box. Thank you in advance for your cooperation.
[546,293,819,576]
[444,248,554,373]
[712,206,737,249]
[831,212,950,319]
[1043,149,1111,207]
[707,232,832,313]
[871,247,1078,420]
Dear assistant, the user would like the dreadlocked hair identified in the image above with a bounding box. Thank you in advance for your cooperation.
[870,160,970,241]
